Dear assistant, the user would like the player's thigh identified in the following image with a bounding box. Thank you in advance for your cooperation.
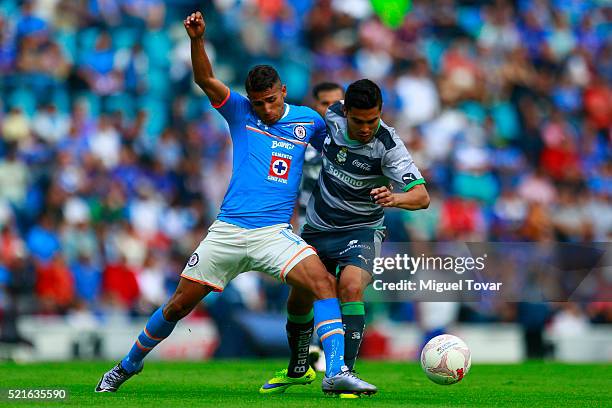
[336,228,384,277]
[284,253,337,300]
[304,227,382,278]
[249,225,317,282]
[301,226,340,277]
[181,220,249,292]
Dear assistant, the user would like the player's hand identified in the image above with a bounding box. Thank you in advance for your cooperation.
[184,11,206,39]
[370,186,397,207]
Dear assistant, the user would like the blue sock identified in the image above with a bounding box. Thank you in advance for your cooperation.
[121,306,177,373]
[314,298,345,377]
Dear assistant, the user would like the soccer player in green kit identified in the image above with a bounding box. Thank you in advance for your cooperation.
[261,79,429,396]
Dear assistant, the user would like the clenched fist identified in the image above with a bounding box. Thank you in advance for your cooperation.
[370,186,397,207]
[184,11,206,39]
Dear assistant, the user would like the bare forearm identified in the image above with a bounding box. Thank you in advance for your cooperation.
[191,38,214,86]
[185,13,227,105]
[393,188,430,210]
[190,38,227,104]
[372,184,430,210]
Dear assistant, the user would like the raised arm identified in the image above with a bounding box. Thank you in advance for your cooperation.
[184,11,229,106]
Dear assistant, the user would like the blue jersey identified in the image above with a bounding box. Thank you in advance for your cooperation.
[214,89,326,229]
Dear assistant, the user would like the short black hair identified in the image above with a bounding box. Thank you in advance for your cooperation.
[312,82,343,100]
[344,79,382,111]
[245,65,281,93]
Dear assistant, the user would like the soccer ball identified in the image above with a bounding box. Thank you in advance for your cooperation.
[420,334,471,385]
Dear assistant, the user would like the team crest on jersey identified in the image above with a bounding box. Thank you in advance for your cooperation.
[268,153,292,184]
[293,125,307,140]
[335,147,348,165]
[187,253,199,267]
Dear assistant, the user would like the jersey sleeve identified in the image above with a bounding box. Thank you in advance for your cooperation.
[382,140,426,192]
[309,114,327,152]
[213,88,250,125]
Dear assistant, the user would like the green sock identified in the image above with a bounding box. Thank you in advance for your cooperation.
[341,302,365,371]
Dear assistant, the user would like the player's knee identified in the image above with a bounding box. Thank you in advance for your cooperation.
[310,273,337,299]
[163,298,194,321]
[338,280,364,303]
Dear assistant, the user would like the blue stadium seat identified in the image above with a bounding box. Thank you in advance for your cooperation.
[53,30,77,61]
[111,27,139,50]
[8,88,37,116]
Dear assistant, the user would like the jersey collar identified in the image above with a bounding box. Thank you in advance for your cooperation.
[280,103,290,120]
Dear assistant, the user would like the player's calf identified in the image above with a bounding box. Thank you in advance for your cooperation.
[95,278,212,393]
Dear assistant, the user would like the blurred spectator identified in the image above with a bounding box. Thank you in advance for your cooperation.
[0,0,608,331]
[438,197,487,241]
[1,108,31,146]
[102,256,140,309]
[26,211,61,262]
[395,58,439,127]
[0,144,29,209]
[69,252,102,307]
[89,114,121,169]
[61,196,99,264]
[35,254,74,313]
[32,103,70,145]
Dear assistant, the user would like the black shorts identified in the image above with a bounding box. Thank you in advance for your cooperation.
[301,225,384,276]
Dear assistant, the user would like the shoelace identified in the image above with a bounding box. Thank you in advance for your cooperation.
[107,367,124,384]
[339,370,358,379]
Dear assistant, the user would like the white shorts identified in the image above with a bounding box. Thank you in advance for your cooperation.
[180,220,317,291]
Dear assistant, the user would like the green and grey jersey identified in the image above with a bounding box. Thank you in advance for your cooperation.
[297,145,322,226]
[305,101,425,231]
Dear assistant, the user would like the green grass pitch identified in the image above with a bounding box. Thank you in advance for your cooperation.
[1,360,610,407]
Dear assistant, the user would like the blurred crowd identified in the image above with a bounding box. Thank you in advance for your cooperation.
[0,0,611,339]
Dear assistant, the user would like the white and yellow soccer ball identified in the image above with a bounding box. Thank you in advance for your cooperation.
[420,334,471,385]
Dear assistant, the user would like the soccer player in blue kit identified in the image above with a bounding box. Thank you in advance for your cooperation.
[95,11,376,396]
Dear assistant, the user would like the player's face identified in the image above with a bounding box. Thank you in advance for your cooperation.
[248,83,287,125]
[313,88,344,117]
[344,106,381,143]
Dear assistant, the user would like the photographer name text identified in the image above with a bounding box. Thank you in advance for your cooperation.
[373,279,502,292]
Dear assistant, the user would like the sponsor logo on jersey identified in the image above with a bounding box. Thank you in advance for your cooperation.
[326,162,365,188]
[339,240,372,256]
[293,125,307,140]
[352,159,372,171]
[268,153,292,184]
[272,140,295,150]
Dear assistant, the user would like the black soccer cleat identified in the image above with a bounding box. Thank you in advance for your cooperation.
[95,362,142,393]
